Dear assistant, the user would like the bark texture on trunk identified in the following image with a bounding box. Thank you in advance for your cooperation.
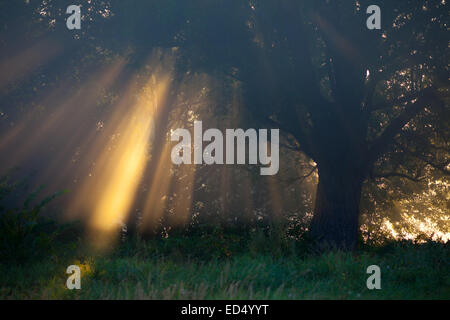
[309,165,364,250]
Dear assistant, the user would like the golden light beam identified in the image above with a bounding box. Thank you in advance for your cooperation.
[140,143,174,232]
[89,109,154,233]
[0,59,126,194]
[69,68,172,245]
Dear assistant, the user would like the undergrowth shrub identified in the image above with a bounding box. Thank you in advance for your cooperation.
[0,172,72,264]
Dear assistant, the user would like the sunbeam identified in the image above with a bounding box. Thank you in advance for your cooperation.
[69,63,172,246]
[0,38,62,92]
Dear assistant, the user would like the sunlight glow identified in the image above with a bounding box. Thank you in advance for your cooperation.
[0,58,126,193]
[86,73,171,240]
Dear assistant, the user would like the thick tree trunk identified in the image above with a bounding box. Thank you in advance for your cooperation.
[309,164,364,250]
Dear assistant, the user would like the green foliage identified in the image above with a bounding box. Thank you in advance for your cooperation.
[0,174,70,264]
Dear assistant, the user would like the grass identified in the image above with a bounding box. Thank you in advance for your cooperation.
[0,230,448,300]
[2,175,445,299]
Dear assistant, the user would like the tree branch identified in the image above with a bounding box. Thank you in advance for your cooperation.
[368,87,443,164]
[402,149,450,175]
[281,165,318,186]
[370,171,425,183]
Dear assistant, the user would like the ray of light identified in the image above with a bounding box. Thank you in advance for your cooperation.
[0,38,63,91]
[267,175,283,220]
[312,14,361,63]
[140,142,174,232]
[35,59,127,191]
[0,58,126,189]
[240,170,254,221]
[60,51,180,247]
[75,73,172,243]
[168,163,197,228]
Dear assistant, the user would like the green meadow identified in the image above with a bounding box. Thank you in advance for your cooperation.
[1,228,448,300]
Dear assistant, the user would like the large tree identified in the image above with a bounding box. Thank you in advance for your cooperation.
[172,0,449,248]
